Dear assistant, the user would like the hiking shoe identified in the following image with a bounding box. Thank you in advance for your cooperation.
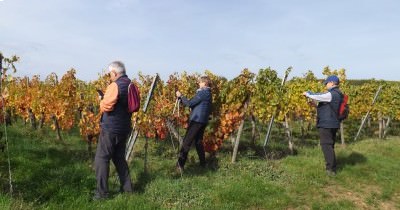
[119,185,134,194]
[326,170,337,177]
[174,164,184,176]
[176,165,183,173]
[92,191,109,201]
[200,161,207,168]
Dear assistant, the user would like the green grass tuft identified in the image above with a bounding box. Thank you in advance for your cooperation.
[1,122,399,209]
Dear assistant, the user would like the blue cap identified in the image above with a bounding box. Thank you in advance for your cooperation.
[323,75,340,85]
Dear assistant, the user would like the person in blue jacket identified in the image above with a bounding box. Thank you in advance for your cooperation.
[303,75,343,176]
[175,75,212,172]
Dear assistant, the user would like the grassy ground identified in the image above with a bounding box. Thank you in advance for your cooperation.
[0,122,399,210]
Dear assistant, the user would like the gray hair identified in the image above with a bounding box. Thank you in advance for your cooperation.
[108,61,126,75]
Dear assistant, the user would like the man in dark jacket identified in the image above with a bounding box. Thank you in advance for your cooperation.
[93,61,133,200]
[303,75,343,176]
[175,75,212,172]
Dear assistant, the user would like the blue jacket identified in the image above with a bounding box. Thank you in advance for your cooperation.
[316,87,342,128]
[101,75,132,134]
[180,87,212,124]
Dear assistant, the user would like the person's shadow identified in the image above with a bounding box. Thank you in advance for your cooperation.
[133,171,154,193]
[337,152,367,171]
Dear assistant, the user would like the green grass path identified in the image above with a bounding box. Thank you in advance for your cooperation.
[1,124,399,209]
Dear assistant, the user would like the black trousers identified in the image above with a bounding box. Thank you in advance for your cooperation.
[177,121,207,168]
[94,130,133,196]
[318,128,338,172]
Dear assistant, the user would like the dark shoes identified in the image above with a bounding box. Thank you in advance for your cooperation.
[200,161,206,168]
[326,170,337,177]
[92,192,109,201]
[119,186,134,194]
[175,164,183,175]
[173,161,207,176]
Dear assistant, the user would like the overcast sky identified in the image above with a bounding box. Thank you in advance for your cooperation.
[1,0,399,81]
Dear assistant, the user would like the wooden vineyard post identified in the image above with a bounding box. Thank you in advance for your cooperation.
[340,122,345,146]
[231,100,249,163]
[378,112,383,139]
[51,114,62,141]
[284,114,294,155]
[383,117,391,139]
[38,112,45,129]
[28,108,37,129]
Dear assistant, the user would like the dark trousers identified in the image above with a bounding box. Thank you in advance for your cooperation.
[94,130,133,196]
[177,121,207,168]
[318,128,338,172]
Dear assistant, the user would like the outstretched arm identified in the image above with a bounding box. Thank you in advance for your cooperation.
[303,91,332,102]
[176,90,205,108]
